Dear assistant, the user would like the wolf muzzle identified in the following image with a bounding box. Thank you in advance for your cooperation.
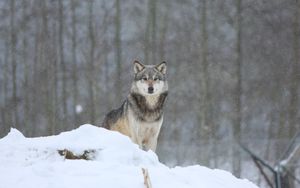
[148,87,154,94]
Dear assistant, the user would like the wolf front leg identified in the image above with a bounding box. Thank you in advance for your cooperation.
[141,135,158,152]
[142,168,152,188]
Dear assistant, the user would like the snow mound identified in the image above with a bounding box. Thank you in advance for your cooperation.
[0,124,258,188]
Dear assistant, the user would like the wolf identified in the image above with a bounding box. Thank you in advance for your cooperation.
[102,60,168,152]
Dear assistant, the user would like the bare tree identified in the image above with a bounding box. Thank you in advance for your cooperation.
[0,1,299,184]
[286,1,300,187]
[71,0,79,127]
[158,4,169,61]
[144,0,157,65]
[115,0,122,101]
[288,0,300,137]
[197,0,211,165]
[59,0,68,127]
[144,0,150,65]
[10,0,18,129]
[87,0,96,124]
[50,1,59,135]
[150,0,157,64]
[2,38,10,135]
[21,0,30,136]
[233,0,242,177]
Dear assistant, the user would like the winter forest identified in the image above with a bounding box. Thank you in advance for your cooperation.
[0,0,299,187]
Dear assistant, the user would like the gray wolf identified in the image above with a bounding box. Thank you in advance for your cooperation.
[102,60,168,152]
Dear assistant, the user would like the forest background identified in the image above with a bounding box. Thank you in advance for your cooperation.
[0,1,299,187]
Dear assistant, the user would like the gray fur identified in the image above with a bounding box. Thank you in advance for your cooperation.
[102,60,168,151]
[134,63,167,81]
[128,92,168,122]
[102,101,128,129]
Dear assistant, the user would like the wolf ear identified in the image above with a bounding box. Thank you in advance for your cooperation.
[155,61,167,74]
[133,60,145,74]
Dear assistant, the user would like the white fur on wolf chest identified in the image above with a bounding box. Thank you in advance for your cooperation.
[128,107,163,151]
[145,94,160,107]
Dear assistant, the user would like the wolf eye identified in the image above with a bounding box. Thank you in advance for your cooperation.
[154,78,159,81]
[142,77,148,81]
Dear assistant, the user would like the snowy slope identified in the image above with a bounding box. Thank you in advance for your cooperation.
[0,124,258,188]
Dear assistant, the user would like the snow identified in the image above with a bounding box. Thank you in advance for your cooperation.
[75,105,83,114]
[0,124,258,188]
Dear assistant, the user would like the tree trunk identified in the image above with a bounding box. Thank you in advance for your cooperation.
[41,0,55,136]
[22,0,30,136]
[200,0,209,134]
[51,1,59,135]
[10,0,18,129]
[59,0,67,129]
[198,0,211,165]
[286,2,300,188]
[233,0,242,177]
[288,0,300,137]
[71,0,79,128]
[144,0,151,65]
[115,0,122,102]
[32,12,40,136]
[2,38,10,135]
[150,0,157,64]
[104,39,112,110]
[158,3,169,61]
[144,0,157,65]
[88,0,96,124]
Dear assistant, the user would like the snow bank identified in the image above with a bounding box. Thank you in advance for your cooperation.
[0,124,258,188]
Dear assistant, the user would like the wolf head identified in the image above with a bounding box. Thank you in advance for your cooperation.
[131,60,168,95]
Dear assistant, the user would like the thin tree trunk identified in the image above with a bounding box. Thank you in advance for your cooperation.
[144,0,151,65]
[59,0,67,128]
[53,24,59,135]
[2,38,10,134]
[200,0,209,134]
[115,0,122,102]
[150,0,157,64]
[197,0,211,165]
[22,0,30,136]
[233,0,242,177]
[10,0,18,129]
[145,0,157,65]
[32,12,40,136]
[51,1,59,135]
[158,3,169,61]
[104,40,112,110]
[71,0,79,128]
[88,0,96,124]
[289,0,300,137]
[41,0,54,136]
[286,2,300,188]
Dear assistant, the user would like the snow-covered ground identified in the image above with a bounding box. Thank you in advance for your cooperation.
[0,124,258,188]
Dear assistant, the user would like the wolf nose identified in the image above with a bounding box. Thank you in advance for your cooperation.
[148,87,154,93]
